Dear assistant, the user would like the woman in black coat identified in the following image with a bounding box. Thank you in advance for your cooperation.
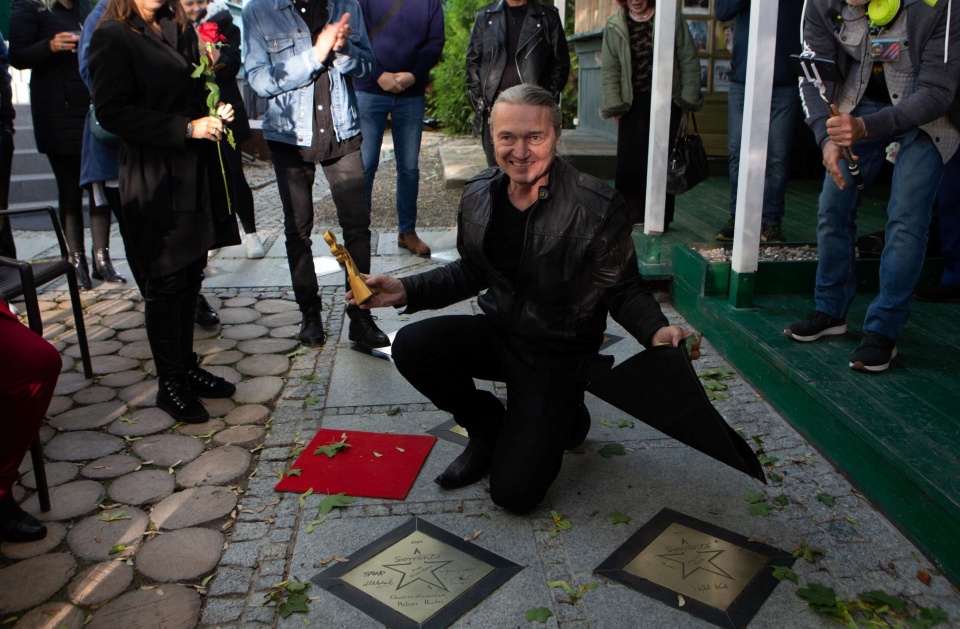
[9,0,126,288]
[88,0,241,423]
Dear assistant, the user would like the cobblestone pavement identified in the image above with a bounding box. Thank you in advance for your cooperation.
[1,149,958,629]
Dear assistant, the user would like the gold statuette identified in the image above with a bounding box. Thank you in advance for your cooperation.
[323,230,378,305]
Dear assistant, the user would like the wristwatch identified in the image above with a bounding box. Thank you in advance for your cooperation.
[185,121,193,138]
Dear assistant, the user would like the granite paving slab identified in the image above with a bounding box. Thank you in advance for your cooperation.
[135,528,224,582]
[107,469,175,505]
[67,561,134,606]
[0,554,76,613]
[66,507,149,561]
[86,584,200,629]
[13,602,84,629]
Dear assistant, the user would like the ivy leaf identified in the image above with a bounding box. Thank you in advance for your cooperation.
[909,606,949,628]
[859,591,908,612]
[792,544,824,563]
[615,419,634,428]
[598,443,626,458]
[298,488,313,507]
[748,502,772,516]
[758,454,780,467]
[524,607,553,623]
[771,566,799,584]
[546,580,576,596]
[314,436,350,458]
[303,396,320,408]
[609,512,631,525]
[386,407,403,416]
[774,493,789,507]
[703,380,728,391]
[816,493,836,507]
[278,593,310,618]
[299,374,324,384]
[306,519,325,533]
[767,471,785,483]
[318,493,355,515]
[795,583,843,613]
[698,367,735,379]
[285,581,308,593]
[743,490,766,504]
[284,468,302,477]
[707,392,731,401]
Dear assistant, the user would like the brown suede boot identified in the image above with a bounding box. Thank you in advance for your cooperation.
[397,231,431,256]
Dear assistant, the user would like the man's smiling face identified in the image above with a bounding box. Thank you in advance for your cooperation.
[491,102,560,187]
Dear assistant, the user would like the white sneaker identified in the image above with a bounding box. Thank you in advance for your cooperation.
[245,233,265,259]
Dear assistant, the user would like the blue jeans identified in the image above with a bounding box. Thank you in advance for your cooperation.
[936,151,960,288]
[814,98,945,341]
[727,82,801,225]
[357,92,425,234]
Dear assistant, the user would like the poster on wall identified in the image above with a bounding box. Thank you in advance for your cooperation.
[686,18,711,54]
[699,59,710,91]
[715,20,734,55]
[713,60,731,92]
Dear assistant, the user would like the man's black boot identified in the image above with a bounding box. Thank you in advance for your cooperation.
[299,306,326,348]
[185,352,236,398]
[156,376,209,424]
[0,496,47,543]
[347,306,390,348]
[195,294,220,328]
[566,403,591,450]
[435,429,498,490]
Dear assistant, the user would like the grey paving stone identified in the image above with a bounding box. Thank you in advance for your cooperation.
[40,309,73,325]
[200,598,245,625]
[81,454,142,479]
[243,606,276,624]
[64,339,122,358]
[236,338,299,355]
[136,527,224,582]
[118,340,154,360]
[90,355,140,375]
[119,379,159,407]
[177,418,225,436]
[233,377,284,404]
[66,507,148,561]
[193,325,219,340]
[21,480,105,522]
[176,446,252,488]
[87,298,136,316]
[253,299,298,314]
[59,354,75,372]
[208,567,254,596]
[20,461,78,489]
[257,310,301,328]
[117,327,149,342]
[61,324,117,344]
[131,434,205,467]
[258,559,285,576]
[67,560,134,606]
[45,431,125,462]
[218,308,262,325]
[107,406,175,437]
[42,323,68,340]
[224,296,258,308]
[13,602,84,629]
[220,540,261,567]
[108,469,176,505]
[228,522,269,542]
[54,372,91,396]
[150,486,239,530]
[201,349,245,366]
[97,370,146,388]
[0,554,76,613]
[49,401,128,431]
[236,354,289,377]
[203,397,236,418]
[87,583,200,629]
[220,324,269,341]
[212,426,266,448]
[72,385,117,405]
[99,310,145,330]
[45,395,72,416]
[0,522,67,560]
[194,338,239,357]
[269,324,300,339]
[223,404,270,426]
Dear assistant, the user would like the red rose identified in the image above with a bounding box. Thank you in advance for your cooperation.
[197,22,226,44]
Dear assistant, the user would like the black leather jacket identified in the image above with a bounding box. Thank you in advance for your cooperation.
[465,0,569,121]
[399,160,669,357]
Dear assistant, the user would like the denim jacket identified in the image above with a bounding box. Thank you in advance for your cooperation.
[242,0,374,146]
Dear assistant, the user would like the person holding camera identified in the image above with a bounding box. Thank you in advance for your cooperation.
[785,0,960,372]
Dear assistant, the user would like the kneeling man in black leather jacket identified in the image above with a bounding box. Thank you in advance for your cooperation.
[349,85,698,514]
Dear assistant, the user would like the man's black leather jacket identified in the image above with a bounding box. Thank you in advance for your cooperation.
[465,0,570,118]
[399,160,669,357]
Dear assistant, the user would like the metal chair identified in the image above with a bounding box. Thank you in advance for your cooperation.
[0,206,94,512]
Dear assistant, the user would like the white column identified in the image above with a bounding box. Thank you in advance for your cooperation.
[730,1,779,275]
[644,0,677,233]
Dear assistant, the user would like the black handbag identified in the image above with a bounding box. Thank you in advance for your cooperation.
[89,105,121,149]
[666,112,709,196]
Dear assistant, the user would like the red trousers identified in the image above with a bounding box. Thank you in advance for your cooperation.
[0,301,61,499]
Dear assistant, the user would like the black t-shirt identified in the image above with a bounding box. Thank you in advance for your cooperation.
[485,187,533,284]
[498,3,529,95]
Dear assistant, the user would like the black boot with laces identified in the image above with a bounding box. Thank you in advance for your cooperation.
[185,352,236,398]
[157,376,209,423]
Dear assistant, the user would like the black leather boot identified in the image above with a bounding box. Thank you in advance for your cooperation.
[299,306,326,348]
[91,248,127,283]
[69,251,92,290]
[435,428,498,490]
[347,306,390,348]
[0,496,47,543]
[184,352,236,398]
[566,403,591,450]
[156,376,209,423]
[195,294,220,328]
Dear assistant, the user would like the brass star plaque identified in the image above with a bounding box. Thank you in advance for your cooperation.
[313,517,521,628]
[595,508,794,628]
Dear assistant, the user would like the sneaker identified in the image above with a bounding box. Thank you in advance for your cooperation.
[784,311,847,342]
[716,216,735,241]
[761,224,786,243]
[914,283,960,303]
[245,232,265,259]
[850,331,897,372]
[185,352,236,398]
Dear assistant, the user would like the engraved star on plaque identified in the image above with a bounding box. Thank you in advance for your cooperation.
[312,517,521,628]
[595,508,794,628]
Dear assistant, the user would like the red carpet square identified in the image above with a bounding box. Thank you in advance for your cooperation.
[274,429,437,500]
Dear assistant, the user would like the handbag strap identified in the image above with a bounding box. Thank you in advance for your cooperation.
[368,0,406,40]
[688,112,700,135]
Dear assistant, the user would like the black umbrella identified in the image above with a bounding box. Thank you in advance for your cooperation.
[585,344,766,483]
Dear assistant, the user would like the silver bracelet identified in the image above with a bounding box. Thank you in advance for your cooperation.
[185,121,193,138]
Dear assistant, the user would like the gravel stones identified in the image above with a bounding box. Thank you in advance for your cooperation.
[81,454,141,479]
[66,507,148,561]
[176,446,251,487]
[1,522,67,560]
[224,404,270,425]
[21,480,104,521]
[212,426,266,448]
[236,354,289,377]
[135,528,224,581]
[49,401,128,431]
[0,554,76,613]
[87,584,200,629]
[68,561,134,606]
[232,376,284,404]
[130,435,204,467]
[150,486,238,530]
[107,470,175,505]
[45,431,125,461]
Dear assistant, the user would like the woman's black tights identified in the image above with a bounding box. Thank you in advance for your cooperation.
[46,154,111,254]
